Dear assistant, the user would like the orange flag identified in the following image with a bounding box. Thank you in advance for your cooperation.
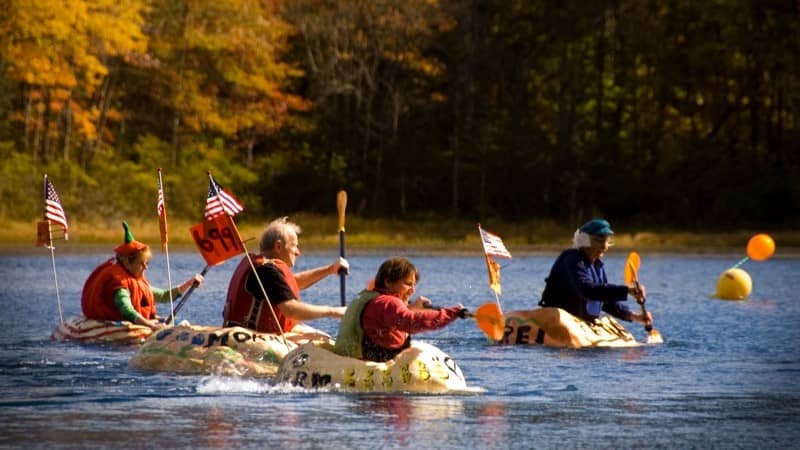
[478,224,510,295]
[485,254,502,295]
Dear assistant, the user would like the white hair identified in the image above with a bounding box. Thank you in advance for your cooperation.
[572,229,591,248]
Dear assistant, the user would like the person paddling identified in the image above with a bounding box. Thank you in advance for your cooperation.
[222,217,348,334]
[538,218,652,327]
[81,221,204,331]
[335,257,467,362]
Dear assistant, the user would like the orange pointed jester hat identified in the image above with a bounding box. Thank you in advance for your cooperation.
[114,221,148,256]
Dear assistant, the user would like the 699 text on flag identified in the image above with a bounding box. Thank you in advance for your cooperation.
[190,215,244,266]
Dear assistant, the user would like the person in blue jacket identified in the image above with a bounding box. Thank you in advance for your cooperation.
[539,218,652,326]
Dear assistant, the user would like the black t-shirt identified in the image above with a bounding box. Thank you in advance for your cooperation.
[245,263,295,305]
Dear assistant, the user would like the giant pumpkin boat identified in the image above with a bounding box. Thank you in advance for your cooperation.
[276,339,480,394]
[496,307,640,348]
[51,316,328,377]
[52,316,153,345]
[129,324,329,377]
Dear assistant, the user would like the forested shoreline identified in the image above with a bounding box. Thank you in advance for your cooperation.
[1,1,798,230]
[3,216,798,257]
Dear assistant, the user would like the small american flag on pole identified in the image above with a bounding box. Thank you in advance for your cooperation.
[478,224,511,259]
[44,175,69,239]
[205,173,244,219]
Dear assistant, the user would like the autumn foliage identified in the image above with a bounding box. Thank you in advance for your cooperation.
[0,1,798,229]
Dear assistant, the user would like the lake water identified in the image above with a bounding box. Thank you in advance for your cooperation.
[1,250,799,449]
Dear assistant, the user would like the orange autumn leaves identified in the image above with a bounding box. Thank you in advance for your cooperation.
[1,0,304,157]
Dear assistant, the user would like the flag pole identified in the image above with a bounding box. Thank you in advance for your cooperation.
[484,254,503,312]
[478,223,511,314]
[43,175,64,324]
[157,168,175,323]
[46,224,64,324]
[207,171,291,351]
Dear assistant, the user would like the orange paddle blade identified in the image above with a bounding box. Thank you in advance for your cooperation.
[624,252,641,285]
[474,302,505,341]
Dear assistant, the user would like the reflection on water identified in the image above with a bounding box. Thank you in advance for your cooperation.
[355,394,465,422]
[200,407,236,449]
[348,396,465,446]
[476,402,509,448]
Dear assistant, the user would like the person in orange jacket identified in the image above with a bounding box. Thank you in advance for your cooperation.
[81,221,203,331]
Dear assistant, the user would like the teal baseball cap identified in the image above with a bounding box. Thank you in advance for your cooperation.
[579,218,614,236]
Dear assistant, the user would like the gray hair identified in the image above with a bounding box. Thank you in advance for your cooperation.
[260,217,301,253]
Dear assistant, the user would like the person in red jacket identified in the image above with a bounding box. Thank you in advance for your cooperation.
[81,221,204,331]
[335,257,466,362]
[222,217,348,334]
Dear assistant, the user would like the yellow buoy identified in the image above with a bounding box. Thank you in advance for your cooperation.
[715,268,752,300]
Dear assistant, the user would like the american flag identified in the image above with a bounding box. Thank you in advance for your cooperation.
[44,175,69,239]
[205,174,244,219]
[157,169,168,251]
[478,224,511,259]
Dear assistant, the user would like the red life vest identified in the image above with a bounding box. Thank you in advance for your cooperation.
[222,254,299,333]
[81,258,156,321]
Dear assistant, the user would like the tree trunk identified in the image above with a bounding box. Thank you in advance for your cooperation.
[451,90,461,217]
[246,137,254,168]
[171,116,180,166]
[557,40,576,221]
[24,86,33,158]
[42,89,52,162]
[63,97,72,161]
[94,74,115,154]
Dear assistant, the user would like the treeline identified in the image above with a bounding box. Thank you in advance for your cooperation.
[1,0,798,229]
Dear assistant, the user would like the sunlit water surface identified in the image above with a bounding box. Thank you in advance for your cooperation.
[1,251,798,449]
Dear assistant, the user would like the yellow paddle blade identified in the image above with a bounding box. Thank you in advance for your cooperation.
[336,190,347,231]
[624,251,641,285]
[645,329,664,344]
[474,302,505,341]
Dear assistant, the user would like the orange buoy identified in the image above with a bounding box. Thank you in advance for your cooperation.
[746,234,775,262]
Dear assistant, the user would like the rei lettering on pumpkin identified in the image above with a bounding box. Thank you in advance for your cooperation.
[499,324,532,344]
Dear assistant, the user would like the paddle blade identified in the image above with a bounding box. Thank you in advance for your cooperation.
[624,252,641,285]
[645,329,664,344]
[474,302,505,341]
[337,190,347,231]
